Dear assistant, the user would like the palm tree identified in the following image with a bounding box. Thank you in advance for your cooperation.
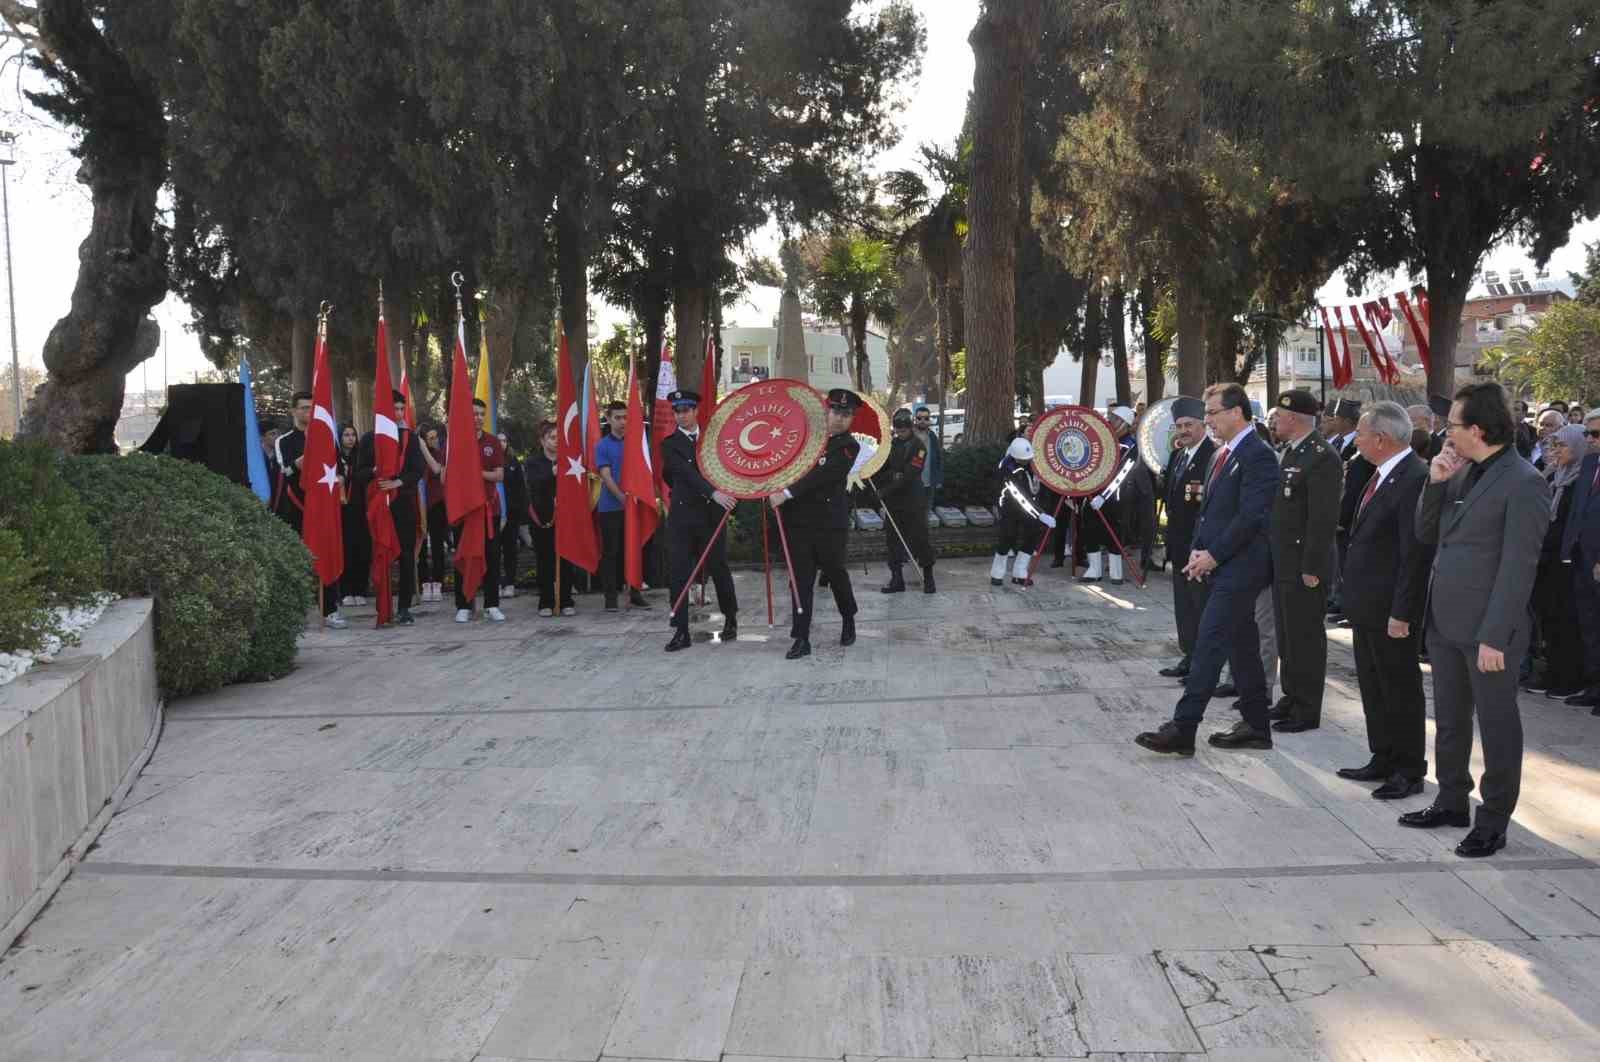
[812,234,899,393]
[882,142,968,408]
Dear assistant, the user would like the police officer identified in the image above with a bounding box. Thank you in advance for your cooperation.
[769,389,861,660]
[660,390,739,652]
[1157,396,1215,678]
[1268,390,1343,732]
[872,408,936,594]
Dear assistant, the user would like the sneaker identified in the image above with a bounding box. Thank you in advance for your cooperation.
[560,606,577,617]
[485,607,507,623]
[340,596,355,607]
[538,607,554,618]
[501,585,516,598]
[454,609,471,624]
[325,612,349,630]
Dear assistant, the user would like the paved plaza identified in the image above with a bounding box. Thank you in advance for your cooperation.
[3,557,1600,1060]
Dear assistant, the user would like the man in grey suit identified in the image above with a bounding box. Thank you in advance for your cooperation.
[1404,382,1549,858]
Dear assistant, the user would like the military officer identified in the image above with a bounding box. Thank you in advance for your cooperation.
[770,389,862,660]
[660,390,739,652]
[1268,390,1344,731]
[1157,396,1216,678]
[872,407,936,594]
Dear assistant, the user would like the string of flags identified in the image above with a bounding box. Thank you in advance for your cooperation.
[1316,285,1432,390]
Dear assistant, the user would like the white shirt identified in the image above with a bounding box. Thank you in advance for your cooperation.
[1367,446,1411,494]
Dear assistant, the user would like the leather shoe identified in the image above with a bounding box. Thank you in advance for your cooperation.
[785,638,812,660]
[1208,721,1272,749]
[664,629,692,653]
[1455,828,1507,859]
[1397,803,1470,829]
[1563,688,1600,707]
[719,619,737,642]
[1336,762,1390,782]
[629,590,651,608]
[1212,682,1237,698]
[922,565,936,593]
[1158,662,1191,678]
[1371,775,1424,800]
[880,577,906,594]
[1267,704,1291,722]
[1134,721,1196,757]
[1272,719,1319,733]
[839,616,856,647]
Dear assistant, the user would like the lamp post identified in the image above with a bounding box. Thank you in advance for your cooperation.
[0,131,18,435]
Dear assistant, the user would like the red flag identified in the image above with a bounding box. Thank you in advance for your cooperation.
[1318,307,1351,390]
[1331,307,1358,391]
[1362,302,1399,383]
[651,342,677,505]
[368,307,401,625]
[1346,302,1385,388]
[698,335,717,433]
[621,358,659,591]
[555,332,602,573]
[302,320,345,588]
[1395,290,1432,374]
[444,319,489,602]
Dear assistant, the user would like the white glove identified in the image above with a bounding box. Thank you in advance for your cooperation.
[1040,513,1057,529]
[1090,496,1105,512]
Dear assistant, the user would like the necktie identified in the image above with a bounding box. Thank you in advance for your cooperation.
[1208,446,1232,488]
[1357,471,1380,517]
[1590,461,1599,493]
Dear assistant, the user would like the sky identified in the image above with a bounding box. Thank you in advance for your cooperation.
[1,0,1595,397]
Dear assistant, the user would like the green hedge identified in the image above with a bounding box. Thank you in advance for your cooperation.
[939,442,1007,509]
[0,440,105,656]
[61,453,314,697]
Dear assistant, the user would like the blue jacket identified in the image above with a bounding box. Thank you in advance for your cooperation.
[1191,426,1279,592]
[1560,450,1600,561]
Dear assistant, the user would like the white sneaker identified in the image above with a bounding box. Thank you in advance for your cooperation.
[326,612,349,630]
[502,585,516,598]
[485,607,507,623]
[560,606,576,617]
[426,583,438,602]
[356,596,368,606]
[340,596,354,607]
[454,609,471,624]
[538,607,554,618]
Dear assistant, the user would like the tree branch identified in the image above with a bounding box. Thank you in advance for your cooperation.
[0,0,54,64]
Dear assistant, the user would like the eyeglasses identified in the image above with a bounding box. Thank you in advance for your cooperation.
[1446,420,1468,430]
[1586,430,1600,439]
[1203,406,1227,418]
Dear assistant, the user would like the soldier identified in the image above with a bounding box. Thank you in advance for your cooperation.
[873,408,936,594]
[769,389,862,660]
[1157,397,1216,678]
[1267,390,1343,732]
[990,437,1058,587]
[660,390,739,652]
[1077,405,1143,585]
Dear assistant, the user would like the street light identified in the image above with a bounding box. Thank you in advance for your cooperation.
[0,131,18,436]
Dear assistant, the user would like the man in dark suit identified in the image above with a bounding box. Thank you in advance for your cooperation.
[661,390,738,652]
[1157,396,1215,678]
[1136,382,1281,755]
[1335,402,1435,798]
[1267,391,1344,732]
[1559,430,1600,711]
[1405,382,1549,858]
[1326,398,1375,621]
[770,389,862,660]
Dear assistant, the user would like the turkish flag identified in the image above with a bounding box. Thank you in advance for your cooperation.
[368,310,401,625]
[555,332,601,573]
[445,320,488,603]
[621,360,659,591]
[698,335,717,433]
[1318,307,1350,390]
[302,324,345,588]
[1395,290,1432,374]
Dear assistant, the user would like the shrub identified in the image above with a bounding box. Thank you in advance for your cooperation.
[939,442,1007,508]
[0,440,106,655]
[61,453,314,697]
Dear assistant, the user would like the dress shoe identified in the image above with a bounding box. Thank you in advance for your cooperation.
[1212,682,1237,698]
[1158,662,1191,678]
[1208,721,1272,749]
[922,565,936,593]
[1547,686,1584,699]
[719,618,738,642]
[1110,577,1125,586]
[1336,762,1390,782]
[880,570,906,594]
[1563,688,1600,707]
[1397,803,1470,829]
[1593,704,1600,717]
[664,629,692,653]
[991,577,1004,587]
[785,637,812,660]
[629,590,651,608]
[839,616,856,647]
[1076,575,1101,583]
[1049,557,1065,568]
[1134,721,1196,757]
[1272,719,1319,733]
[1455,827,1507,858]
[1267,704,1291,722]
[1371,775,1424,800]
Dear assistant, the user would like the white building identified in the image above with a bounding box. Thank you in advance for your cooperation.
[718,322,890,395]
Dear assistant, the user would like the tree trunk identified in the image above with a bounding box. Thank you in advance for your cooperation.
[1079,286,1103,408]
[555,193,590,385]
[961,0,1045,443]
[1425,271,1470,404]
[350,377,373,435]
[673,284,708,388]
[851,297,872,392]
[709,294,725,399]
[386,287,411,390]
[1175,274,1205,398]
[1139,276,1166,402]
[931,270,952,404]
[1109,283,1131,405]
[1031,342,1047,415]
[329,359,350,427]
[18,1,168,453]
[776,286,809,381]
[1265,331,1280,407]
[291,313,313,394]
[641,300,668,401]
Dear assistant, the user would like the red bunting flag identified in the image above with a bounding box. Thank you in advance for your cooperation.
[1395,289,1432,374]
[621,357,660,591]
[554,332,602,574]
[1318,307,1351,390]
[445,317,489,603]
[1361,303,1398,383]
[698,335,717,433]
[302,316,345,589]
[367,301,401,626]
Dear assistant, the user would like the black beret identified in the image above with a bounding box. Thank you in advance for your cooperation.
[1171,396,1205,420]
[1277,389,1320,416]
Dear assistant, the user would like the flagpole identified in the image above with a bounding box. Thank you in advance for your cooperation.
[761,503,774,628]
[317,299,332,629]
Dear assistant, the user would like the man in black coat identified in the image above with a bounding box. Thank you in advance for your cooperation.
[1156,396,1214,678]
[1325,398,1374,620]
[770,389,862,660]
[872,407,936,594]
[660,390,739,652]
[356,391,430,625]
[1335,402,1436,798]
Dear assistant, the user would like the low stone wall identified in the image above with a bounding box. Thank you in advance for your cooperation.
[1,599,158,954]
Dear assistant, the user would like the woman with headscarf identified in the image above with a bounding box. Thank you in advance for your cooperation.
[338,424,371,606]
[1529,423,1588,697]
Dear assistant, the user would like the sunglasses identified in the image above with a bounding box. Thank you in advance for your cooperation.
[1586,430,1600,439]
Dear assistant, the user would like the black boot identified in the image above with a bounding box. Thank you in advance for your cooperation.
[719,617,737,642]
[880,566,906,594]
[664,629,692,653]
[840,616,856,647]
[786,637,812,660]
[922,564,936,593]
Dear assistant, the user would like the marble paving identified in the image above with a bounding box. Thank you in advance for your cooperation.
[2,558,1599,1060]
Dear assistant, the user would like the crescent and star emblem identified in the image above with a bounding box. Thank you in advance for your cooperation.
[737,419,777,453]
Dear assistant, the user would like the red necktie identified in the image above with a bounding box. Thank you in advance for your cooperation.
[1357,471,1380,517]
[1208,446,1232,489]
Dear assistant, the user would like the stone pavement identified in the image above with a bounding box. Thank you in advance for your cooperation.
[3,557,1600,1061]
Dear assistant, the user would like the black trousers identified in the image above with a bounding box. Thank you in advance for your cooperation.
[1170,549,1210,660]
[789,524,856,640]
[531,524,575,610]
[341,505,370,598]
[1174,580,1271,732]
[1427,621,1525,832]
[426,503,450,585]
[393,495,419,608]
[1535,559,1582,691]
[1352,624,1426,778]
[668,507,738,632]
[500,521,521,588]
[1273,577,1329,723]
[885,503,933,569]
[454,528,502,609]
[1574,547,1600,688]
[598,510,625,603]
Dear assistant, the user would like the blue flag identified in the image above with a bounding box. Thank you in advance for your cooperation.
[240,358,272,502]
